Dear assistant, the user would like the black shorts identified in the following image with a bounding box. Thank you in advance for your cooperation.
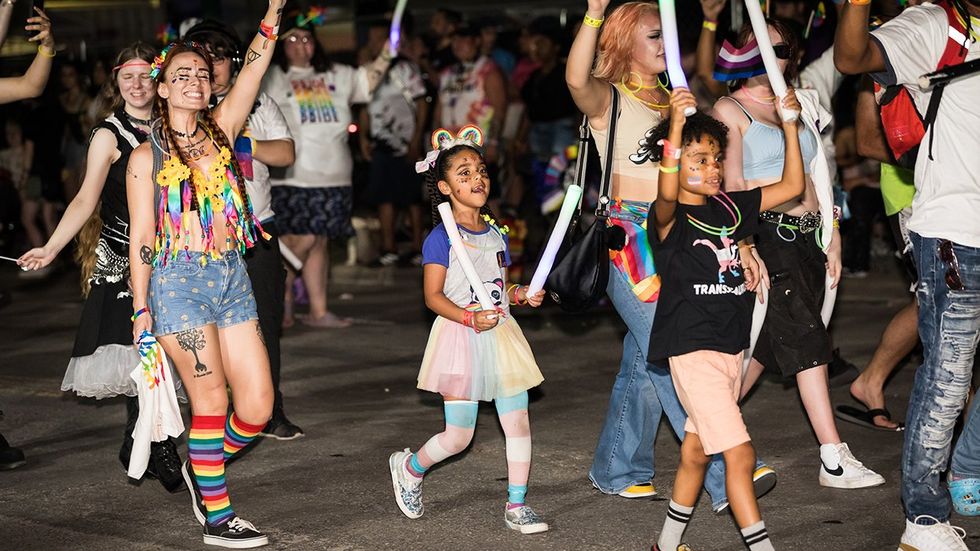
[366,147,422,208]
[752,221,834,378]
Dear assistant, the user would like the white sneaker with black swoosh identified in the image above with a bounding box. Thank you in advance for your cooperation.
[818,442,885,489]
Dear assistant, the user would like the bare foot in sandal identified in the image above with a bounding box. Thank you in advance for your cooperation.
[849,373,901,430]
[303,311,352,328]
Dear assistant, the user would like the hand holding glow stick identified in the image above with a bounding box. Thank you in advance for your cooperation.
[659,0,696,116]
[528,185,583,296]
[743,0,799,123]
[1,255,30,271]
[388,0,408,57]
[437,202,497,312]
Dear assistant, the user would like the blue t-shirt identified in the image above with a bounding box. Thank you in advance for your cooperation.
[423,222,511,311]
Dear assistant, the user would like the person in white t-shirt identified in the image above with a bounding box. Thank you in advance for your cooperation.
[836,2,980,549]
[184,19,304,441]
[263,16,392,328]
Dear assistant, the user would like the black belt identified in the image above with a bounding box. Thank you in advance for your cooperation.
[760,210,822,234]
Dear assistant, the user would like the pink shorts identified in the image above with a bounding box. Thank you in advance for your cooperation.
[669,350,750,455]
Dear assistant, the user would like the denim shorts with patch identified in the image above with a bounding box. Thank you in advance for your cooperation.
[148,251,257,336]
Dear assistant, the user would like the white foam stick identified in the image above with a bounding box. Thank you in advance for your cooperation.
[437,202,496,312]
[821,272,837,327]
[278,239,303,272]
[658,0,696,116]
[388,0,408,56]
[0,255,19,263]
[743,0,799,123]
[527,185,583,296]
[743,283,769,378]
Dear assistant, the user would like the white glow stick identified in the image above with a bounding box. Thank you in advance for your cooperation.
[821,272,836,327]
[743,0,799,123]
[388,0,408,56]
[527,185,583,296]
[0,255,19,263]
[437,202,496,312]
[743,283,769,378]
[658,0,696,116]
[278,238,303,271]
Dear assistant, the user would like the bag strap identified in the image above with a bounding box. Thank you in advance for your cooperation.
[596,85,620,218]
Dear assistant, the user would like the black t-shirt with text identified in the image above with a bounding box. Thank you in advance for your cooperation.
[648,188,762,361]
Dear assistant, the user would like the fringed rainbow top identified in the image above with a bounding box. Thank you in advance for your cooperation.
[152,140,269,267]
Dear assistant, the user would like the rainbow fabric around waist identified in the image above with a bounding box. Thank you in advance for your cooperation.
[608,199,660,303]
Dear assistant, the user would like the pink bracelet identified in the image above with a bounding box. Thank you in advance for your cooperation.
[658,138,682,160]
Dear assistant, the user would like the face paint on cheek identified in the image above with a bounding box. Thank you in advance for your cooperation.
[687,176,703,185]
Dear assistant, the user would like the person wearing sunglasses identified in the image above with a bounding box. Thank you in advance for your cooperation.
[713,17,886,492]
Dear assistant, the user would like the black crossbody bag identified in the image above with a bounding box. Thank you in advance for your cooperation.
[546,86,626,312]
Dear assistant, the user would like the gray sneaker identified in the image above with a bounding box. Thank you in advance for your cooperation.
[389,449,423,519]
[504,504,549,534]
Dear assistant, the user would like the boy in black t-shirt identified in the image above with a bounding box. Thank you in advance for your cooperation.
[648,89,805,551]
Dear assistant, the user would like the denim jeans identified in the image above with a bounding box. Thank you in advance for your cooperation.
[952,392,980,479]
[904,232,980,521]
[589,263,728,508]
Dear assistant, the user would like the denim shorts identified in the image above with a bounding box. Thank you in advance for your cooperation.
[148,251,257,336]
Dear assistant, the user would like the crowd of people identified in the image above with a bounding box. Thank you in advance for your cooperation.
[0,0,978,549]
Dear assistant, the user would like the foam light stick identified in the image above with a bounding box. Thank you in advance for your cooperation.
[821,273,836,327]
[743,0,799,123]
[658,0,696,116]
[528,184,583,296]
[278,238,303,271]
[437,202,497,313]
[388,0,408,56]
[743,281,769,378]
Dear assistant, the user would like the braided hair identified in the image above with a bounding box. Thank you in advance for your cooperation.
[424,144,497,227]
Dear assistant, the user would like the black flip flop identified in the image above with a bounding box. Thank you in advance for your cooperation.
[835,405,905,432]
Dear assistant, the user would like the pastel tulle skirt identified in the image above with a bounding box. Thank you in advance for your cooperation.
[417,315,544,401]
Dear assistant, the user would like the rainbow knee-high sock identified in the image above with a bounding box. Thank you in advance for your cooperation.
[224,413,265,460]
[189,415,235,526]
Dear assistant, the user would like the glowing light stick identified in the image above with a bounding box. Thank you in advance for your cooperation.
[821,273,836,327]
[389,0,408,57]
[743,280,769,377]
[437,202,497,313]
[743,0,799,123]
[528,185,583,296]
[658,0,696,116]
[278,239,303,271]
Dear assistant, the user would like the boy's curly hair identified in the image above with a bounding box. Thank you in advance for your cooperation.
[643,112,730,164]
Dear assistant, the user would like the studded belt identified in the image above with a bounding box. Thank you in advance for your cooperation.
[760,210,822,234]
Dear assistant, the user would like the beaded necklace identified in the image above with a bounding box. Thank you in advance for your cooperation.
[151,130,268,267]
[686,191,742,237]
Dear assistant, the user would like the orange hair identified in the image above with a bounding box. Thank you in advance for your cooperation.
[593,1,660,85]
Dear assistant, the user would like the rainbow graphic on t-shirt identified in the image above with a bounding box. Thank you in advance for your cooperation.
[290,77,338,124]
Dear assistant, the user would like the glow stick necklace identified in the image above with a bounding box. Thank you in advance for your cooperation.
[686,191,742,236]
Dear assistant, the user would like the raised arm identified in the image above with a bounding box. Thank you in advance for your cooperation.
[759,89,805,211]
[566,0,613,125]
[833,0,884,75]
[0,8,54,104]
[214,1,287,140]
[654,90,697,241]
[854,77,892,163]
[18,129,117,270]
[126,144,156,341]
[695,0,728,99]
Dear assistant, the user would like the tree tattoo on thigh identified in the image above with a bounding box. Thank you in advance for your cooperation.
[176,328,209,377]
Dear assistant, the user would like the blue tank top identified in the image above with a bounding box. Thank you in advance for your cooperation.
[724,97,818,181]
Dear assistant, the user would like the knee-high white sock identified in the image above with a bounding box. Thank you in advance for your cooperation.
[657,500,693,550]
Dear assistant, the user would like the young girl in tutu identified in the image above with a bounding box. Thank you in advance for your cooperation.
[388,125,549,534]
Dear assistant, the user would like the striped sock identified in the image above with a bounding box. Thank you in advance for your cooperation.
[189,415,234,526]
[657,500,694,550]
[741,520,775,550]
[224,412,265,460]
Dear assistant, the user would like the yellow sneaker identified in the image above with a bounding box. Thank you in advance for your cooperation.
[618,482,657,498]
[753,465,777,499]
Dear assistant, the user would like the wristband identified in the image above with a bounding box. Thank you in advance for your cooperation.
[583,14,604,28]
[38,45,56,58]
[848,0,871,5]
[832,205,842,221]
[702,20,718,32]
[659,164,679,174]
[657,138,682,160]
[507,284,520,306]
[131,307,150,322]
[259,22,278,41]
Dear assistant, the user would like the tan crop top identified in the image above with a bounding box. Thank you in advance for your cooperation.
[589,85,664,181]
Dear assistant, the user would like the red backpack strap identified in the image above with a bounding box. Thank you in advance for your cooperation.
[940,1,971,68]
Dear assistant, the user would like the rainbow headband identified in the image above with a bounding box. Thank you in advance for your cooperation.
[415,125,485,174]
[295,6,327,28]
[149,41,205,79]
